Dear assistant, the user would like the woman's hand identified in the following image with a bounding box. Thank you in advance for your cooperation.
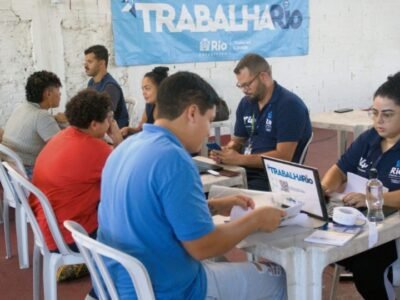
[120,126,141,137]
[208,194,254,216]
[342,192,366,208]
[120,126,130,137]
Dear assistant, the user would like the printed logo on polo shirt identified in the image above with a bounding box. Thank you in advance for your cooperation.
[265,111,272,132]
[357,157,369,173]
[243,115,256,134]
[243,115,254,125]
[389,160,400,184]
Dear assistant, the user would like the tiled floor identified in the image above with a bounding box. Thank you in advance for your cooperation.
[0,128,363,299]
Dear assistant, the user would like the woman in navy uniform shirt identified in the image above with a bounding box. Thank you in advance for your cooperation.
[322,72,400,300]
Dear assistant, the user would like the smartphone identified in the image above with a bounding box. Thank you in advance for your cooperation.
[206,142,222,151]
[334,108,353,113]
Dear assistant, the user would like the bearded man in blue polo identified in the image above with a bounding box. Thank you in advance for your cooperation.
[210,53,312,191]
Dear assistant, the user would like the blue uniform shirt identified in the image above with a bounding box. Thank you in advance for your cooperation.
[337,128,400,191]
[88,73,129,128]
[234,81,312,163]
[145,103,155,124]
[97,124,214,299]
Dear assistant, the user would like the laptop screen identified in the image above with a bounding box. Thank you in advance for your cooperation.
[262,156,328,221]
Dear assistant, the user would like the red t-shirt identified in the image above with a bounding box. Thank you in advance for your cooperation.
[29,127,112,250]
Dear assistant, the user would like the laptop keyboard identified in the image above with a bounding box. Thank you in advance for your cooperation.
[326,199,344,218]
[326,201,367,219]
[326,202,337,217]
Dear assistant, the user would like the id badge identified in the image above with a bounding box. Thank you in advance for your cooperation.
[244,145,252,155]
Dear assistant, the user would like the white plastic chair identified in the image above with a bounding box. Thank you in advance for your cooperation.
[200,120,232,156]
[0,143,29,268]
[210,120,231,146]
[125,97,137,127]
[330,238,400,300]
[299,132,314,164]
[3,162,84,300]
[64,220,155,300]
[392,239,400,299]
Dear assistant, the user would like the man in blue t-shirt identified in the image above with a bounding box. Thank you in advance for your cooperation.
[210,53,312,191]
[84,45,129,128]
[96,71,287,300]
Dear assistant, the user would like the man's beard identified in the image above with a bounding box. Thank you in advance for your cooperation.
[250,94,260,102]
[85,69,94,77]
[249,83,267,103]
[86,66,99,77]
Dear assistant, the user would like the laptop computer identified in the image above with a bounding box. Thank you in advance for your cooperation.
[194,159,223,174]
[261,156,398,222]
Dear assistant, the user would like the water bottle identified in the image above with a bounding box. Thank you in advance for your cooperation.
[365,168,384,222]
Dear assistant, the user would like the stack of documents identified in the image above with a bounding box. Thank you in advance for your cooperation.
[304,223,361,246]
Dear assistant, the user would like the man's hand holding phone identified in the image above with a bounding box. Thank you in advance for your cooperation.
[207,142,222,151]
[208,143,223,164]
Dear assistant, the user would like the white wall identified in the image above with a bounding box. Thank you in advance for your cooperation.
[1,0,399,128]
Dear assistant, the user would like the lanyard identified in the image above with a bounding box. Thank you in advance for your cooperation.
[250,112,255,138]
[366,142,384,170]
[372,154,383,170]
[245,113,256,155]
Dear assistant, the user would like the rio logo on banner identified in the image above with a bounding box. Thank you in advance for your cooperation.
[111,0,309,66]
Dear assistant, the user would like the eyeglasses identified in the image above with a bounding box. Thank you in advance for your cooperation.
[236,72,260,90]
[368,108,399,122]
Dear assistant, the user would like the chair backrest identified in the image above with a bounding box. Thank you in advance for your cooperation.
[0,144,28,204]
[0,143,27,176]
[64,220,155,300]
[125,98,137,127]
[0,159,19,207]
[299,132,314,164]
[3,162,73,255]
[392,239,400,287]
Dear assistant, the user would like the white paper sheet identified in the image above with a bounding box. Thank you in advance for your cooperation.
[344,172,388,193]
[304,230,355,246]
[280,213,313,227]
[211,185,314,228]
[304,223,363,246]
[229,206,313,228]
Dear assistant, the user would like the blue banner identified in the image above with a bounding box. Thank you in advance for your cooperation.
[111,0,309,66]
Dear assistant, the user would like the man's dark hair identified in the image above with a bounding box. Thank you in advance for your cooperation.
[25,71,62,104]
[234,53,271,76]
[144,66,169,86]
[65,89,112,129]
[84,45,109,67]
[156,71,220,120]
[374,72,400,105]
